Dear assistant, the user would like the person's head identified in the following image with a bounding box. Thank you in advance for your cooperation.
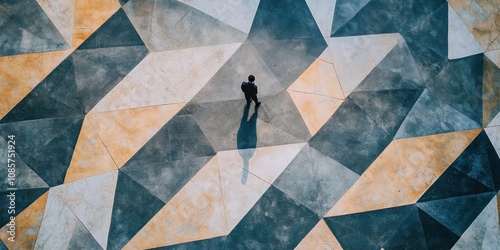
[248,74,255,83]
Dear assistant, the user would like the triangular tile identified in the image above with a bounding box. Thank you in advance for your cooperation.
[305,0,337,38]
[0,188,48,227]
[249,38,328,89]
[485,50,500,69]
[447,131,499,191]
[418,208,460,250]
[383,206,427,250]
[67,219,103,250]
[72,0,121,48]
[0,0,69,56]
[124,156,226,249]
[177,0,260,34]
[107,171,165,250]
[34,190,80,249]
[92,43,241,112]
[418,167,493,202]
[324,205,416,249]
[0,136,48,191]
[248,0,323,40]
[0,116,84,187]
[395,89,481,139]
[295,219,343,250]
[36,0,75,46]
[274,144,359,217]
[485,126,500,163]
[417,192,497,236]
[0,78,32,121]
[88,104,184,168]
[288,50,344,99]
[349,88,423,136]
[330,0,371,35]
[326,34,401,97]
[191,41,284,103]
[448,4,484,60]
[65,117,118,183]
[77,9,144,49]
[287,90,343,136]
[309,98,393,175]
[328,142,413,216]
[51,171,118,249]
[483,55,500,127]
[0,192,48,249]
[123,0,247,51]
[394,129,482,198]
[451,194,500,249]
[489,112,500,127]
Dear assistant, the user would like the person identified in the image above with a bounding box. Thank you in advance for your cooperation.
[241,74,261,106]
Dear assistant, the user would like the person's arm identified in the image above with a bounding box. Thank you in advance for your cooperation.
[255,84,258,94]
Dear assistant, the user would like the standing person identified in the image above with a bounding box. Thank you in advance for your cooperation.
[241,74,261,106]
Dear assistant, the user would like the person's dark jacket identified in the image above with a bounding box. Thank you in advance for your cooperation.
[241,81,258,95]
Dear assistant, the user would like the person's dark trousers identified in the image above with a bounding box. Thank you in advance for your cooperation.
[245,93,259,104]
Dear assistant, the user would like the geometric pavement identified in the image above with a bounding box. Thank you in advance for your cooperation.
[0,0,499,249]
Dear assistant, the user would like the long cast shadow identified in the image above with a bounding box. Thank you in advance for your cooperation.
[237,104,259,184]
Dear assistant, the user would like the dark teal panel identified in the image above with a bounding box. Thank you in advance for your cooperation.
[227,186,319,249]
[417,192,496,236]
[0,188,48,226]
[354,41,424,92]
[418,167,493,202]
[418,208,459,250]
[107,171,165,250]
[273,144,359,216]
[383,206,427,250]
[309,98,393,175]
[0,116,84,186]
[425,54,484,124]
[68,220,103,250]
[332,0,397,37]
[449,131,498,190]
[395,89,481,139]
[405,38,448,82]
[330,0,371,35]
[249,38,327,88]
[0,0,69,56]
[249,0,323,40]
[78,9,144,49]
[324,205,415,249]
[349,89,423,136]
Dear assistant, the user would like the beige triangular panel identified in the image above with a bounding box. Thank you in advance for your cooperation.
[36,0,75,45]
[0,192,48,250]
[326,34,401,97]
[448,4,484,60]
[53,171,118,249]
[91,43,241,113]
[65,117,118,183]
[288,90,343,136]
[288,51,344,100]
[295,219,343,250]
[0,79,31,121]
[72,0,121,48]
[328,129,481,216]
[448,0,500,51]
[217,143,306,231]
[88,103,185,168]
[124,156,226,249]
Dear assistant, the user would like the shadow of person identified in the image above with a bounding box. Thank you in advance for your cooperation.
[237,104,259,184]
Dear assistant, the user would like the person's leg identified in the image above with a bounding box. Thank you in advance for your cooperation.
[252,94,261,106]
[245,93,252,104]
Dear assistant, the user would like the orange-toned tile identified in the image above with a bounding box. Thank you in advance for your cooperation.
[88,103,185,168]
[0,80,31,121]
[295,219,343,250]
[288,51,344,100]
[65,117,118,183]
[0,192,48,250]
[329,129,481,216]
[124,156,226,249]
[288,90,343,136]
[0,50,73,88]
[36,0,75,45]
[72,0,120,48]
